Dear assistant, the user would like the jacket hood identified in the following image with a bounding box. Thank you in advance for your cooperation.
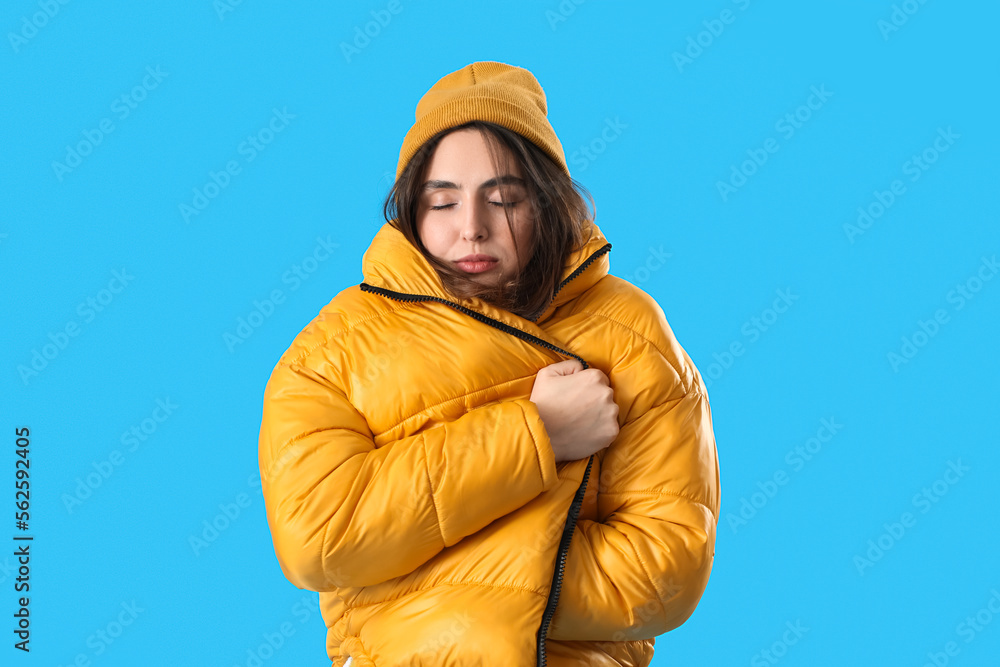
[360,218,612,324]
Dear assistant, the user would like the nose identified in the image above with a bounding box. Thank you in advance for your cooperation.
[460,196,489,242]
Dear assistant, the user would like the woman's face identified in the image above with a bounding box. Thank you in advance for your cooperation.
[416,129,535,287]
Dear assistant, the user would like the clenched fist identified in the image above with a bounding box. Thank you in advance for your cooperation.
[529,359,620,463]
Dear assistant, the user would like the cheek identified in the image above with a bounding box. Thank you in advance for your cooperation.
[514,220,535,257]
[418,220,448,257]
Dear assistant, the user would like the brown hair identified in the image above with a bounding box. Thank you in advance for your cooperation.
[382,120,597,322]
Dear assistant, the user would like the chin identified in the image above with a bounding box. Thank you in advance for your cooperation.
[468,271,505,287]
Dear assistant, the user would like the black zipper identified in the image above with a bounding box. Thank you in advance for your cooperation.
[530,242,609,666]
[527,242,611,323]
[535,454,593,666]
[359,241,611,666]
[358,282,591,367]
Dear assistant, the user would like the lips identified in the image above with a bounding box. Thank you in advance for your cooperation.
[456,254,498,262]
[455,254,499,274]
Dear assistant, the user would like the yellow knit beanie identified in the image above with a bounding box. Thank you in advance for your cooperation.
[395,61,569,182]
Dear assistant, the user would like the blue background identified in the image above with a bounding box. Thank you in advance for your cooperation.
[3,0,998,665]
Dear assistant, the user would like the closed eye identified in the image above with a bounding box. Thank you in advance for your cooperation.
[429,201,520,210]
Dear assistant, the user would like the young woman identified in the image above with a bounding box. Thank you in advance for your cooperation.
[258,61,721,666]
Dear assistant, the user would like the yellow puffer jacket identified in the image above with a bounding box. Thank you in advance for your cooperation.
[258,218,721,666]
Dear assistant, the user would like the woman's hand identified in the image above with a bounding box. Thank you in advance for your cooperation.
[529,359,620,463]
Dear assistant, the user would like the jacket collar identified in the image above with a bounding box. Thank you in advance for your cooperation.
[361,219,611,325]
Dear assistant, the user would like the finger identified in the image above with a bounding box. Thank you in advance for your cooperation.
[581,368,609,384]
[550,358,583,376]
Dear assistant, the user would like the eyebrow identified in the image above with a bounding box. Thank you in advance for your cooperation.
[421,175,527,192]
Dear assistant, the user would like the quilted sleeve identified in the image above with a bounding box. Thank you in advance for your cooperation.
[546,294,721,642]
[258,359,560,592]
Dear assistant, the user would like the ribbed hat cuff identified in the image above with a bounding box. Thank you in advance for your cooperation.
[396,97,567,181]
